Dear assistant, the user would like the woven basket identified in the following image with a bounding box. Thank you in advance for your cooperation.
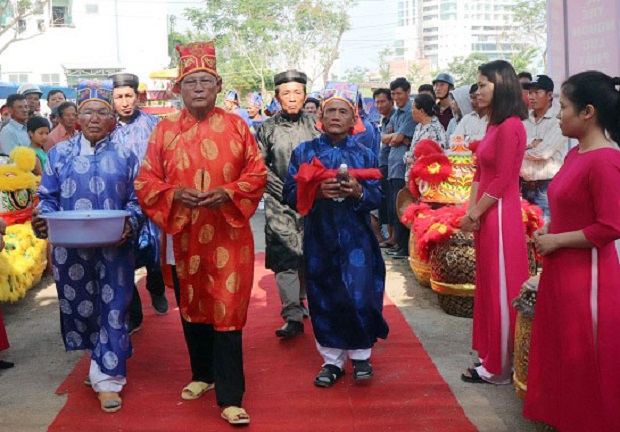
[513,314,532,399]
[430,231,476,318]
[408,230,431,287]
[512,275,540,400]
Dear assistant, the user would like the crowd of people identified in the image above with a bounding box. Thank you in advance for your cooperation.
[0,38,619,431]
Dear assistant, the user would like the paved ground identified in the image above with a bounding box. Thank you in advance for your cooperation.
[0,209,536,431]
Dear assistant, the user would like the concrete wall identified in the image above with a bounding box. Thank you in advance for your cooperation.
[0,0,169,86]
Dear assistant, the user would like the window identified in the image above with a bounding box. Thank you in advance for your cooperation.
[17,19,26,33]
[52,6,67,25]
[41,73,61,85]
[51,0,72,27]
[85,4,98,14]
[9,74,28,83]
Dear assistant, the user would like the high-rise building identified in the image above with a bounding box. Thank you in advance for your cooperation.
[395,0,522,71]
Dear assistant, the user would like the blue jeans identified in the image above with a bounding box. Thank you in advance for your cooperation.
[521,183,550,223]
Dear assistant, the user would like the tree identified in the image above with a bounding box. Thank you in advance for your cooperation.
[0,0,50,56]
[507,0,548,73]
[182,0,355,94]
[509,47,539,75]
[377,47,392,82]
[447,53,489,87]
[406,63,426,90]
[342,66,369,84]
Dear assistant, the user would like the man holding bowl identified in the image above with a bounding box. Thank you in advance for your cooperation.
[32,79,143,414]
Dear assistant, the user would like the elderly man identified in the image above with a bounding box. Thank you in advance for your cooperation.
[45,101,77,152]
[255,70,321,339]
[135,41,266,426]
[108,72,168,329]
[283,82,389,387]
[32,79,143,414]
[0,94,30,154]
[520,75,567,222]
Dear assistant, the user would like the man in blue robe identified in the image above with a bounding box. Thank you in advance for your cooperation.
[283,82,389,387]
[109,73,168,329]
[245,91,265,133]
[32,79,143,413]
[222,89,251,124]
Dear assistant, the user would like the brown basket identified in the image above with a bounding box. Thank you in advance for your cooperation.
[430,231,476,318]
[408,230,431,287]
[436,290,474,318]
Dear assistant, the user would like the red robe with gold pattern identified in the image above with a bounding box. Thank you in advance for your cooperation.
[135,107,267,331]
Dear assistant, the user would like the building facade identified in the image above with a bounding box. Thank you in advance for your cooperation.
[0,0,169,87]
[395,0,521,70]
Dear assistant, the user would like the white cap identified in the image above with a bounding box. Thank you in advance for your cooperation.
[17,83,43,96]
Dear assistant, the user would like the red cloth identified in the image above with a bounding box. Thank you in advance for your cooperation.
[0,308,9,352]
[0,208,32,226]
[524,148,620,432]
[49,258,477,432]
[135,108,267,330]
[472,117,529,376]
[294,157,381,216]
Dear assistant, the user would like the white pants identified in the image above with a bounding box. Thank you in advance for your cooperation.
[315,341,371,370]
[89,360,126,393]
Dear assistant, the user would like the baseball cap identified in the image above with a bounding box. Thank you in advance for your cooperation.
[523,75,554,92]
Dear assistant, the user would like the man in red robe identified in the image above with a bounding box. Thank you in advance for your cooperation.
[135,41,267,426]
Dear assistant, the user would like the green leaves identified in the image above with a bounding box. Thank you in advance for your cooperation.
[170,0,355,94]
[447,53,489,87]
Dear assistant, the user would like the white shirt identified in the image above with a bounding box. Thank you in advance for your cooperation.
[452,112,488,143]
[520,107,568,181]
[79,134,96,155]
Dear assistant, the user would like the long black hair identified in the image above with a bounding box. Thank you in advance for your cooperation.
[478,60,528,125]
[561,71,620,145]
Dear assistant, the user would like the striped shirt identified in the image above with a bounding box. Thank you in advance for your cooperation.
[520,107,568,181]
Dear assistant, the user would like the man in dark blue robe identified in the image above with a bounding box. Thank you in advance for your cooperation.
[283,82,389,388]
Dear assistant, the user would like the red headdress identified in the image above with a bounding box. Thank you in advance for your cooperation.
[173,41,219,93]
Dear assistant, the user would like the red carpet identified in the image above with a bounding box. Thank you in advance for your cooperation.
[49,253,476,431]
